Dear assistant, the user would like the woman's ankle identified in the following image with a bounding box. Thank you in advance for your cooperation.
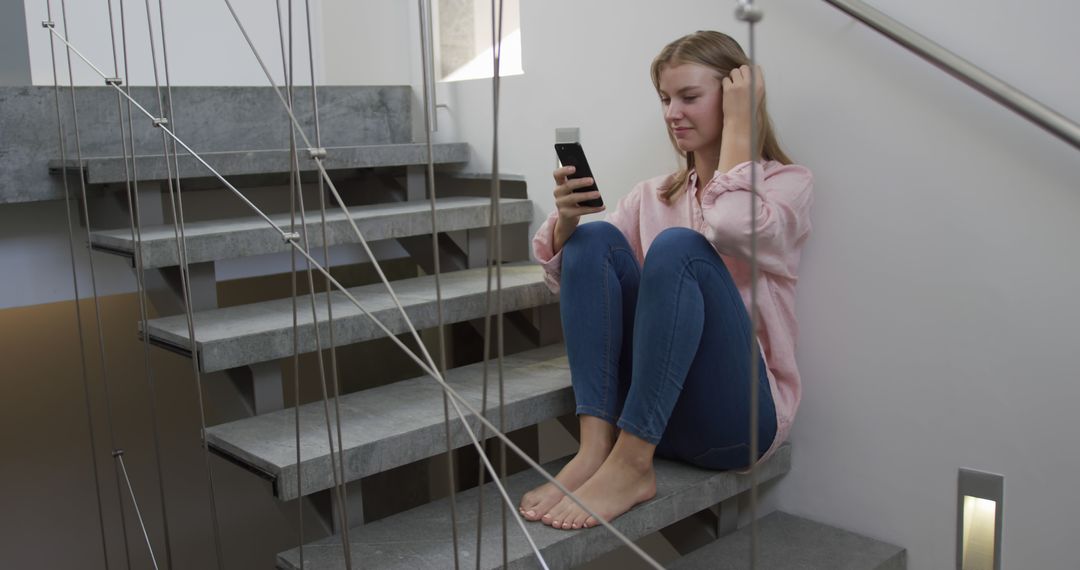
[578,415,617,455]
[608,432,657,472]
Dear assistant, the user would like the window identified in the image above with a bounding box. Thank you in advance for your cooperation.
[434,0,522,82]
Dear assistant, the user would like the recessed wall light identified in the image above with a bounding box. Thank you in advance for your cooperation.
[957,468,1003,570]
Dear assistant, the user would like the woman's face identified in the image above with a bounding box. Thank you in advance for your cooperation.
[657,62,724,155]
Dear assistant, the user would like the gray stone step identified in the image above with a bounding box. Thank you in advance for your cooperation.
[2,85,413,204]
[208,343,571,500]
[276,444,792,570]
[670,511,906,570]
[54,142,469,185]
[145,263,557,373]
[90,197,532,268]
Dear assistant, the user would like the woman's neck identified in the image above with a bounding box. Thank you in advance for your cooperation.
[693,150,720,192]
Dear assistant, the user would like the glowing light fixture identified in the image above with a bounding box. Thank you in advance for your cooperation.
[957,468,1003,570]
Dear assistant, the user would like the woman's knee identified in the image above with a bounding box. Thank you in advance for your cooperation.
[563,221,626,263]
[644,228,716,272]
[650,227,709,255]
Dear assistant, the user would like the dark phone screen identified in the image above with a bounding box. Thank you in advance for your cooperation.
[554,142,604,208]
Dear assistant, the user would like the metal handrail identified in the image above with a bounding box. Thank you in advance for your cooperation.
[823,0,1080,152]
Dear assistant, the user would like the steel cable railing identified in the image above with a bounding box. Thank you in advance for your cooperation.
[273,0,353,565]
[39,21,564,570]
[52,0,136,567]
[40,2,688,567]
[736,2,764,566]
[212,3,662,566]
[108,0,175,565]
[140,0,227,564]
[42,2,111,568]
[417,0,463,568]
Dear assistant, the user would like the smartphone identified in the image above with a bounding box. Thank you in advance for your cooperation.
[554,142,604,208]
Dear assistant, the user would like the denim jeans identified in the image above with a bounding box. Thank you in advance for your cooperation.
[559,221,777,470]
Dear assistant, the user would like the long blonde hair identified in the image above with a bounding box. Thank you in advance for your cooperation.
[650,30,792,202]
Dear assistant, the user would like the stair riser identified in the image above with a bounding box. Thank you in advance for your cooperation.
[91,199,531,268]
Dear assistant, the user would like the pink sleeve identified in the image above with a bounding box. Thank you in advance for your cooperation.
[700,161,814,278]
[604,187,644,263]
[532,209,565,293]
[532,186,645,294]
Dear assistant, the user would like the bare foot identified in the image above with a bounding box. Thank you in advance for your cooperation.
[518,448,608,522]
[542,454,657,530]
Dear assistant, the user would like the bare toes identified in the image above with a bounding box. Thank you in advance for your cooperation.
[548,502,569,527]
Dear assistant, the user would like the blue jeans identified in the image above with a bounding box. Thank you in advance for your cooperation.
[560,222,777,470]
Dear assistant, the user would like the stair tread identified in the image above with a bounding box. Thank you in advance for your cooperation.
[90,197,531,268]
[207,343,571,500]
[670,511,906,570]
[144,263,556,372]
[57,142,469,184]
[276,444,792,569]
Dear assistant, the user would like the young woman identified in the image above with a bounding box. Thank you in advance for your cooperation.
[518,30,814,531]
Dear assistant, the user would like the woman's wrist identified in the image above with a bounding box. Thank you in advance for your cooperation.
[553,216,578,255]
[718,122,752,173]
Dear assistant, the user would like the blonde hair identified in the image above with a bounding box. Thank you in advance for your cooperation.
[650,30,792,202]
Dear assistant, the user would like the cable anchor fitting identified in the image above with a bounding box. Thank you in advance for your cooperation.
[111,449,125,458]
[307,147,327,160]
[735,2,764,23]
[152,117,169,128]
[282,232,301,242]
[105,77,124,86]
[41,21,56,29]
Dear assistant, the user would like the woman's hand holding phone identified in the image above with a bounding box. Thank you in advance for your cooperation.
[552,165,605,254]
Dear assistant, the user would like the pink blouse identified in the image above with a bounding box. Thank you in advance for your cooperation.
[532,160,814,461]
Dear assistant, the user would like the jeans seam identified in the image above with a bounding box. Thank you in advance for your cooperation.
[617,416,661,444]
[638,259,693,437]
[687,255,756,342]
[600,251,611,416]
[605,244,637,420]
[577,405,619,425]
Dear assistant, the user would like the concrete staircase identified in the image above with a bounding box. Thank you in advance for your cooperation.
[207,343,574,500]
[21,84,907,568]
[277,446,794,569]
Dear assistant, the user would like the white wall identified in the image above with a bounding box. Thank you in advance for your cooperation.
[433,1,1080,568]
[320,0,412,86]
[24,0,319,86]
